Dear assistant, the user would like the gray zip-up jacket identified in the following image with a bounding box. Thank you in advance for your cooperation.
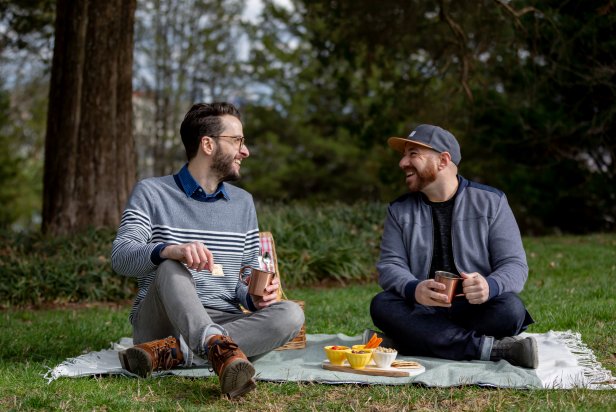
[377,175,528,303]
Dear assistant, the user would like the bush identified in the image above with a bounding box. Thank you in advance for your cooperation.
[257,202,386,286]
[0,202,389,306]
[0,228,134,307]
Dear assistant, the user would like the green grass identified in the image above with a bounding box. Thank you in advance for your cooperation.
[1,234,615,410]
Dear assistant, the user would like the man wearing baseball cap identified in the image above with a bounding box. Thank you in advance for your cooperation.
[366,124,537,368]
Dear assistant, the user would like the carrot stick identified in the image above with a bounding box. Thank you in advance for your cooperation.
[366,333,377,348]
[366,333,381,349]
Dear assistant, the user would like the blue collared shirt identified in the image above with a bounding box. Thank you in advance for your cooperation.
[174,163,230,202]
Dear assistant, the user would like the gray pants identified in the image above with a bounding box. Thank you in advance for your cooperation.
[132,260,304,362]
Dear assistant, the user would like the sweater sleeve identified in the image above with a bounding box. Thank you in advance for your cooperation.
[376,204,421,304]
[486,194,529,294]
[111,181,167,278]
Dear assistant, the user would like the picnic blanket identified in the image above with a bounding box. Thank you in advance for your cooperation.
[44,331,615,390]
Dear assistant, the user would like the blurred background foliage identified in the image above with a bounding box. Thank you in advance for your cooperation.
[0,203,386,306]
[0,0,615,235]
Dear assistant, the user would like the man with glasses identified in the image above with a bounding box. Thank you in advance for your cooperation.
[111,102,304,398]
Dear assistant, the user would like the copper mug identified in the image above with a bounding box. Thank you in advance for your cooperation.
[434,271,463,303]
[239,266,276,297]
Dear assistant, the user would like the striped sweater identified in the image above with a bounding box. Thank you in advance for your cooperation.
[111,174,260,322]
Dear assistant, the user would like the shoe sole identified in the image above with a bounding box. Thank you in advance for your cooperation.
[226,378,257,399]
[124,347,153,378]
[219,358,256,397]
[118,350,129,370]
[528,337,539,369]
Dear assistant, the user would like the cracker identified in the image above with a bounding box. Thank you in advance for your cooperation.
[391,360,422,369]
[211,264,224,276]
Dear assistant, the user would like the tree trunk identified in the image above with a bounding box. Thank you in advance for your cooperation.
[43,0,137,235]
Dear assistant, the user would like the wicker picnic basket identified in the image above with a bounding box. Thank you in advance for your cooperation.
[259,231,307,351]
[275,299,306,350]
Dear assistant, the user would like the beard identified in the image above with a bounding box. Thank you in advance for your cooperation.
[406,160,438,192]
[211,147,240,182]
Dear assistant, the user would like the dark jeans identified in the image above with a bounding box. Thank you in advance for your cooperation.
[370,291,533,361]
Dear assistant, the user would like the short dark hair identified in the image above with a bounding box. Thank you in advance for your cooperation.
[180,102,241,160]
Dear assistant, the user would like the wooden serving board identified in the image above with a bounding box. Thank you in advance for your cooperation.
[321,360,425,377]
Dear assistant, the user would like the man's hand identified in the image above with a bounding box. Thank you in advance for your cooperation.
[415,279,452,307]
[160,242,214,272]
[250,277,280,310]
[461,272,489,304]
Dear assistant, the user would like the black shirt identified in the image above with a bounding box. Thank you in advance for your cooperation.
[425,193,459,279]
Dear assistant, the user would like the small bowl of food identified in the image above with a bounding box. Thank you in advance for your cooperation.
[324,345,350,365]
[351,344,375,362]
[351,344,375,353]
[373,346,398,368]
[345,349,373,370]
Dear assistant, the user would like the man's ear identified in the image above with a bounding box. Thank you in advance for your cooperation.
[201,136,215,155]
[438,152,452,170]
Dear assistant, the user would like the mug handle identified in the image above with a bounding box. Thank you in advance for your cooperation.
[239,266,251,285]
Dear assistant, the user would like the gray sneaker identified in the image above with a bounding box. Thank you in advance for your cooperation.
[362,329,396,350]
[490,336,538,369]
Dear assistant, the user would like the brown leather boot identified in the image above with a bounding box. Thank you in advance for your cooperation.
[118,336,184,378]
[206,335,256,399]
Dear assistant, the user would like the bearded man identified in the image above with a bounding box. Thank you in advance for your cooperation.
[111,102,304,398]
[367,124,538,369]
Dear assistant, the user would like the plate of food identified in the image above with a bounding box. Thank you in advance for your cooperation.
[322,336,425,377]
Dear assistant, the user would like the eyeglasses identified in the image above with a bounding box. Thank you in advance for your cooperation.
[209,135,246,149]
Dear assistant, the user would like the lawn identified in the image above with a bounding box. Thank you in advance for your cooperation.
[1,234,615,411]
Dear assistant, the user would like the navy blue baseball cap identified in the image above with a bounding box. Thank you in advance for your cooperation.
[387,124,462,165]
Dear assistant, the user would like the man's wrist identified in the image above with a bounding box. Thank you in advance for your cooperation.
[151,243,170,265]
[405,280,421,304]
[245,294,258,312]
[486,277,500,300]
